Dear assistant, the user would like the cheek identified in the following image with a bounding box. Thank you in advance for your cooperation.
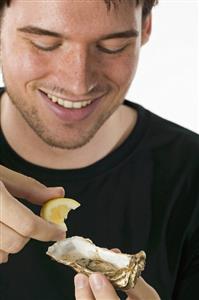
[2,39,50,83]
[105,53,139,90]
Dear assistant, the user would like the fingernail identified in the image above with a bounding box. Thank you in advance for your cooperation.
[75,274,87,289]
[111,248,121,253]
[48,187,65,197]
[90,274,104,290]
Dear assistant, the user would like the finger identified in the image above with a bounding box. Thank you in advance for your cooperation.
[111,248,121,253]
[89,273,120,300]
[126,277,160,300]
[0,222,29,253]
[0,166,65,204]
[0,250,9,264]
[1,184,66,241]
[74,274,95,300]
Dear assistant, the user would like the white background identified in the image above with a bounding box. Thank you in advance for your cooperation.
[0,0,198,133]
[127,0,199,133]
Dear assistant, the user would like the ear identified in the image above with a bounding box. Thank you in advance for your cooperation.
[141,14,152,46]
[0,45,2,69]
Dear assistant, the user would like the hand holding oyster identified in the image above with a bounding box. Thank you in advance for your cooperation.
[47,236,146,290]
[40,198,146,290]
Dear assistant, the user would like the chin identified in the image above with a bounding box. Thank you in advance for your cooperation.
[35,127,97,150]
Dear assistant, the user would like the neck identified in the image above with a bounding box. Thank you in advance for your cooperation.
[0,92,137,169]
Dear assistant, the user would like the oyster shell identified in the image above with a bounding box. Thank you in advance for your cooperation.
[47,236,146,290]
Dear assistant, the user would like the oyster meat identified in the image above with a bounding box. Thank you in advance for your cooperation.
[47,236,146,290]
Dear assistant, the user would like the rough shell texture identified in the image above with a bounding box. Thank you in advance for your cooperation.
[47,236,146,290]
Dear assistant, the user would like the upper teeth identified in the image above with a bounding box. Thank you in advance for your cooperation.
[47,93,92,109]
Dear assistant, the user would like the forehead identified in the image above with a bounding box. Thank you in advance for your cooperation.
[4,0,141,39]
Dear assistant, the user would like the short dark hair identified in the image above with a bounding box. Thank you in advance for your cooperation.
[104,0,158,17]
[0,0,158,18]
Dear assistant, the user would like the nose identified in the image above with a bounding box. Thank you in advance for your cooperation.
[57,45,98,97]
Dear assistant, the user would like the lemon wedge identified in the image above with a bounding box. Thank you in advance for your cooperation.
[40,198,80,230]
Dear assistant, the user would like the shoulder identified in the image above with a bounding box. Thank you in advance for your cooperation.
[147,110,199,157]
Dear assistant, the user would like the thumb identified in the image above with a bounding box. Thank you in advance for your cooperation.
[126,277,160,300]
[0,165,65,204]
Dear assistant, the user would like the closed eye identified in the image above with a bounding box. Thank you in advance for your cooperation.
[31,41,129,54]
[97,44,129,54]
[31,42,61,51]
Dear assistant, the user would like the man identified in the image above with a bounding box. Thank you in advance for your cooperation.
[0,0,198,299]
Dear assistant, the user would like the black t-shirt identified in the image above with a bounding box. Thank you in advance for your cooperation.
[0,96,199,300]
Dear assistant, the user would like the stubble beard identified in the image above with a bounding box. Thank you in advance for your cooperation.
[5,86,118,150]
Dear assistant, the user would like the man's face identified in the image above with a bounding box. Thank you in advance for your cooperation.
[1,0,150,149]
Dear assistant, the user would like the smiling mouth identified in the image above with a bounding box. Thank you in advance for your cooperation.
[40,90,95,109]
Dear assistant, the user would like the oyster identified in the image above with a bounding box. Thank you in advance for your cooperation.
[47,236,146,290]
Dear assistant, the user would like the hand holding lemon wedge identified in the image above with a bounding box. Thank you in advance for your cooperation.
[40,197,80,230]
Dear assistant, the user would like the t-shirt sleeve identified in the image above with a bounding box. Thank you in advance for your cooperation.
[174,228,199,299]
[173,170,199,299]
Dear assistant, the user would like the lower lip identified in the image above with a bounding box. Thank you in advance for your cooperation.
[39,91,104,123]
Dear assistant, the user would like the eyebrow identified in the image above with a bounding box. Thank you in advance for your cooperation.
[17,26,62,38]
[17,26,139,40]
[101,29,139,40]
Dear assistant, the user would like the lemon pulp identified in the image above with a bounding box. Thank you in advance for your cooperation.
[40,197,80,229]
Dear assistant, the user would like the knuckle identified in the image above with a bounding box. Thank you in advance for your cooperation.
[7,238,27,254]
[0,251,8,264]
[19,217,37,237]
[24,177,45,200]
[28,177,44,190]
[28,177,37,186]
